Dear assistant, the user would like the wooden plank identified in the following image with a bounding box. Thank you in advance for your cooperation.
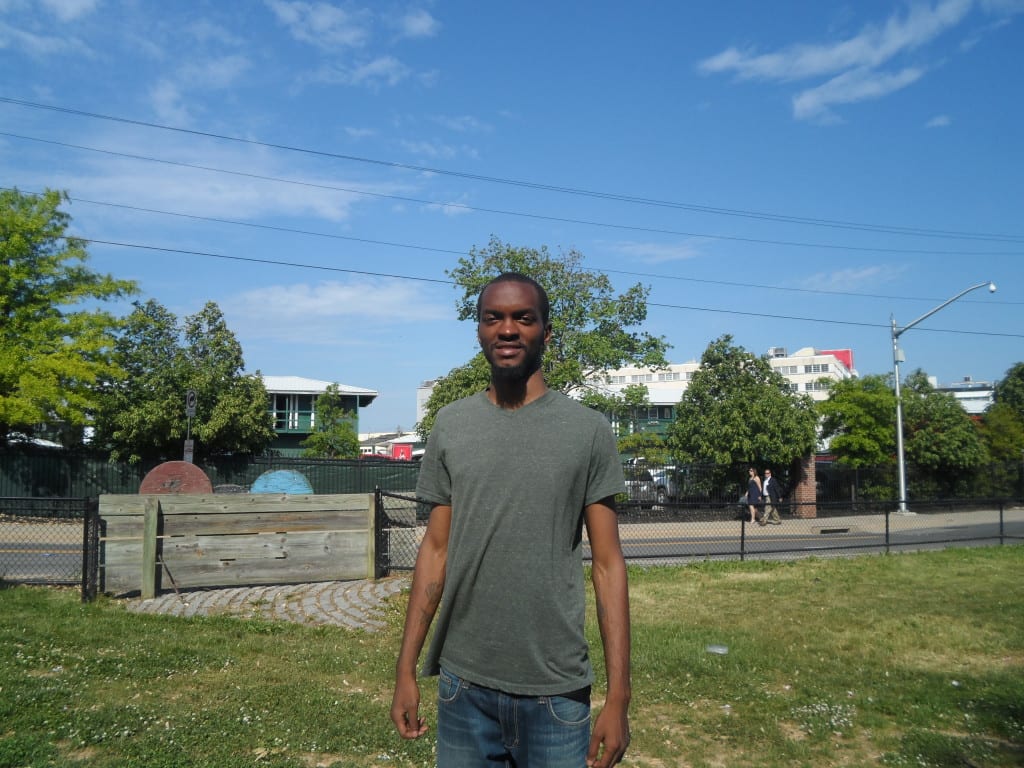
[156,533,370,586]
[100,492,372,515]
[161,530,366,561]
[158,508,369,536]
[97,492,377,593]
[141,497,159,599]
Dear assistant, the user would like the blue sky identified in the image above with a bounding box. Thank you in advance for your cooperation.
[2,0,1021,433]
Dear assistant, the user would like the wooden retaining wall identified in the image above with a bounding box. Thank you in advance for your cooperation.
[99,493,375,597]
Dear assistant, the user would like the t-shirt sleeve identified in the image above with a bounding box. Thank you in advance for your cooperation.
[415,420,452,506]
[585,419,627,507]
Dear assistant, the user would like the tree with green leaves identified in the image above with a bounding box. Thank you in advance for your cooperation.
[978,402,1024,463]
[667,335,818,466]
[300,384,360,459]
[93,300,274,463]
[817,374,897,467]
[0,188,136,443]
[418,238,669,435]
[994,362,1024,418]
[901,370,988,477]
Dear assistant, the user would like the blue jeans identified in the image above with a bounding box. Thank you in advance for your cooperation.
[437,667,591,767]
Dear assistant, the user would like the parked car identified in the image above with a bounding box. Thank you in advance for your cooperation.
[623,467,657,508]
[649,465,713,504]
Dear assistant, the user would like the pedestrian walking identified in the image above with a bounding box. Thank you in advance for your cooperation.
[746,467,762,524]
[762,468,783,525]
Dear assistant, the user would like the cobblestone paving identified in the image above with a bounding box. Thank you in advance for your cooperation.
[125,576,410,631]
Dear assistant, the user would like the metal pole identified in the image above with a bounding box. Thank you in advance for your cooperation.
[890,281,994,514]
[892,316,908,513]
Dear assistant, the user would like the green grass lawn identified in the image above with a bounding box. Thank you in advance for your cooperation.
[2,547,1022,767]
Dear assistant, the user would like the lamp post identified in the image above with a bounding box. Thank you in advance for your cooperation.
[891,281,996,513]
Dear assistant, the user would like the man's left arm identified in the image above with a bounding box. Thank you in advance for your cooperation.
[584,497,631,768]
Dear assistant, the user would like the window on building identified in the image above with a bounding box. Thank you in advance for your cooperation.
[804,363,830,374]
[631,373,654,383]
[777,365,799,375]
[609,375,626,384]
[804,381,828,391]
[658,372,680,381]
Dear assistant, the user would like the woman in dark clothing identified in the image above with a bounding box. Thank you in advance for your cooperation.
[746,467,762,524]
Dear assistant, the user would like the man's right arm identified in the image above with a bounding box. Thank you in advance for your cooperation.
[390,503,451,739]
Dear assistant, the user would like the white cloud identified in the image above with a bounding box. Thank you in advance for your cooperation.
[307,55,411,88]
[424,196,473,217]
[180,55,252,89]
[392,8,440,39]
[0,20,92,56]
[40,0,98,22]
[613,241,703,264]
[400,139,457,159]
[344,126,375,139]
[699,0,973,120]
[700,0,970,81]
[265,0,371,49]
[224,280,449,343]
[52,128,407,224]
[431,114,490,132]
[793,65,925,121]
[149,80,192,126]
[800,265,905,291]
[926,113,952,127]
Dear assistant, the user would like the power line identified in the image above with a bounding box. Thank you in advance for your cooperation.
[73,235,1024,338]
[3,95,1023,244]
[9,185,1014,306]
[5,132,1023,258]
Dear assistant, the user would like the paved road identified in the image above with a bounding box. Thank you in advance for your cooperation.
[125,576,410,631]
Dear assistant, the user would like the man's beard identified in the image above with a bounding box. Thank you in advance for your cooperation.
[484,343,545,407]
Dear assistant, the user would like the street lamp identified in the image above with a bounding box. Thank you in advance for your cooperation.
[891,281,996,513]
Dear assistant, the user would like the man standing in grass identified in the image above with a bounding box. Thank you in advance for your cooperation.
[390,272,632,768]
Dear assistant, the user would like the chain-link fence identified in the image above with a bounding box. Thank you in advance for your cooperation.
[0,497,99,600]
[373,490,1023,575]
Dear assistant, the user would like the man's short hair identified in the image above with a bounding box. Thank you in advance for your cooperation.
[475,272,550,326]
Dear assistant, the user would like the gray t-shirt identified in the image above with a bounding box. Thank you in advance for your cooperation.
[415,389,626,696]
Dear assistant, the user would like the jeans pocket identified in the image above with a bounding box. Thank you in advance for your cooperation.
[438,667,464,705]
[545,695,591,726]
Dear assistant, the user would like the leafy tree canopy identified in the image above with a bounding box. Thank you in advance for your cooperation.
[817,374,897,467]
[667,335,818,466]
[994,361,1024,418]
[977,402,1024,464]
[300,384,360,459]
[901,369,989,473]
[93,300,274,463]
[417,238,669,435]
[0,188,136,442]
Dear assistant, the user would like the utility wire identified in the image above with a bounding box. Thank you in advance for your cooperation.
[11,186,1014,306]
[73,236,1023,338]
[4,132,1023,258]
[2,95,1022,244]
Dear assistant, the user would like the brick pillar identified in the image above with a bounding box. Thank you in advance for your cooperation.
[791,454,817,518]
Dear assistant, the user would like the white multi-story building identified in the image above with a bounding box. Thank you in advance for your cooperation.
[580,346,858,435]
[930,376,995,416]
[415,347,858,435]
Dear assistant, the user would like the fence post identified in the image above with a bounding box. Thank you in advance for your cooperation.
[999,500,1004,546]
[739,517,746,561]
[80,497,99,603]
[142,496,160,599]
[884,507,890,553]
[373,487,386,579]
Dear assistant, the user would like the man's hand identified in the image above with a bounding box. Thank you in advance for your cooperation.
[390,676,428,739]
[587,701,630,767]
